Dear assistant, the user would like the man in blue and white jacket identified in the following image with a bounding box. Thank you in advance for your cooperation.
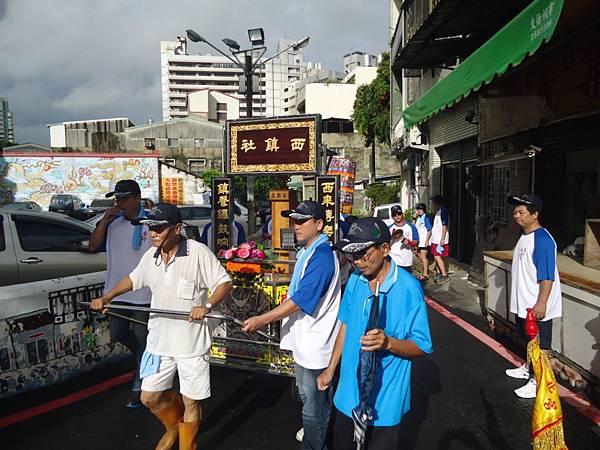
[505,193,562,399]
[243,201,341,450]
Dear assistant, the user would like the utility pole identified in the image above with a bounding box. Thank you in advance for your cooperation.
[245,52,257,235]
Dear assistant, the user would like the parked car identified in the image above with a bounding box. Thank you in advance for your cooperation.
[49,194,90,220]
[1,201,43,211]
[372,203,402,226]
[89,198,115,216]
[0,208,106,286]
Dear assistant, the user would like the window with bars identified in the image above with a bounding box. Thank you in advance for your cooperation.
[487,163,510,224]
[188,158,207,175]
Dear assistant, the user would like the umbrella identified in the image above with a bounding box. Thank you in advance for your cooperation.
[352,281,381,450]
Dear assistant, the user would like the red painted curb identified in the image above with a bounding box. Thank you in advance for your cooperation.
[425,296,600,426]
[0,371,134,429]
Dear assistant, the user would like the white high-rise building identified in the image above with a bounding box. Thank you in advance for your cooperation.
[343,51,377,73]
[0,97,14,143]
[161,37,308,121]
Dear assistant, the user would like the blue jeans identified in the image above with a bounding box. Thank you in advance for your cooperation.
[109,302,149,392]
[295,363,333,450]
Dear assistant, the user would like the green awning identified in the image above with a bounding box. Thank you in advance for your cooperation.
[403,0,564,129]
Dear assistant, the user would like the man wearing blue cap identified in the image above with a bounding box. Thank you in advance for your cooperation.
[242,200,341,450]
[89,179,152,408]
[505,193,563,399]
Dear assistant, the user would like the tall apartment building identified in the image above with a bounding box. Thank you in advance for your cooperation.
[343,51,377,73]
[161,37,308,121]
[0,97,15,143]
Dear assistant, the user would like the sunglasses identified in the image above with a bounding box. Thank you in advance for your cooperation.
[345,245,379,263]
[148,224,172,233]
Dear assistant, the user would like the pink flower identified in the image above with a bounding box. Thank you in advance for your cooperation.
[253,250,266,260]
[223,249,235,259]
[239,242,252,251]
[217,250,226,258]
[236,247,250,259]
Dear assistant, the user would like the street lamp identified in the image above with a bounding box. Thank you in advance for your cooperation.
[186,28,310,234]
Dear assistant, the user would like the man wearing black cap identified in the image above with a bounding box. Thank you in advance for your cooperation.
[89,179,152,408]
[316,218,432,449]
[91,203,233,450]
[242,201,341,450]
[505,193,563,399]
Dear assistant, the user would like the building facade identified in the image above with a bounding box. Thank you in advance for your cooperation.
[160,37,309,121]
[343,51,377,73]
[47,118,134,152]
[0,97,15,144]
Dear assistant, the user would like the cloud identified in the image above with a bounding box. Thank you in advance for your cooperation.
[0,0,388,144]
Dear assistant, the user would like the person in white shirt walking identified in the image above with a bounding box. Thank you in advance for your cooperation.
[242,201,341,450]
[414,203,433,281]
[89,179,152,408]
[91,204,233,450]
[387,205,419,273]
[505,193,562,399]
[429,195,450,284]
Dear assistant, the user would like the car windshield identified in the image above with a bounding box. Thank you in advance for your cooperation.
[51,196,71,206]
[91,199,114,207]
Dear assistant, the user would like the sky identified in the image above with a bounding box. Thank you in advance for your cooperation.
[0,0,389,145]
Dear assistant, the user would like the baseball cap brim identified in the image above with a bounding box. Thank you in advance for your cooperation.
[508,195,533,206]
[281,210,314,220]
[105,190,135,198]
[131,218,170,227]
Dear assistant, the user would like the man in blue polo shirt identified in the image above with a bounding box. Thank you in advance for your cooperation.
[242,201,341,450]
[317,218,432,450]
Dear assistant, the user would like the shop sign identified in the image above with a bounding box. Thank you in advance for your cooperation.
[211,177,233,252]
[226,115,320,175]
[316,175,340,242]
[327,156,356,214]
[161,177,184,204]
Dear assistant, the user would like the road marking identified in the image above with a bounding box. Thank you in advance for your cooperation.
[425,297,600,427]
[0,372,134,429]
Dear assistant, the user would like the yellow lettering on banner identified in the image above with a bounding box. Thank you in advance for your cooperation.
[217,183,230,195]
[218,196,229,208]
[217,237,229,247]
[321,182,335,194]
[322,194,334,207]
[290,138,306,151]
[217,209,228,220]
[325,209,334,222]
[218,224,229,234]
[241,139,257,153]
[265,137,280,152]
[323,225,334,236]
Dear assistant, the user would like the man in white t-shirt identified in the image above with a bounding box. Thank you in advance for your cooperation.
[242,201,341,450]
[387,205,419,273]
[505,193,562,399]
[89,179,152,408]
[91,204,233,450]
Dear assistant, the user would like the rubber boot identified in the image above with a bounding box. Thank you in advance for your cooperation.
[151,392,184,450]
[178,420,200,450]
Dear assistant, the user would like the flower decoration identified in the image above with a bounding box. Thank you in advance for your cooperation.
[218,241,272,260]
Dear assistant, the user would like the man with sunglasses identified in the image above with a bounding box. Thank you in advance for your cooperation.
[91,203,233,450]
[242,201,341,450]
[89,179,152,409]
[317,218,432,450]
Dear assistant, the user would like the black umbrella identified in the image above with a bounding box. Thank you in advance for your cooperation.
[352,281,381,450]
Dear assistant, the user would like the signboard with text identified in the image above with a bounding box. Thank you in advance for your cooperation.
[316,176,340,242]
[226,115,321,175]
[211,177,233,252]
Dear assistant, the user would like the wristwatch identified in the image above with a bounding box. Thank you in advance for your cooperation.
[205,302,213,310]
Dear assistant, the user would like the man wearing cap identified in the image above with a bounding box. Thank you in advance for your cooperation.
[316,218,432,450]
[415,203,433,281]
[91,203,233,450]
[89,179,152,408]
[242,201,341,450]
[388,205,419,273]
[505,193,562,399]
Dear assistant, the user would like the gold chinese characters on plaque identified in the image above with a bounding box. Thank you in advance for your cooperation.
[317,176,340,242]
[212,177,233,251]
[226,116,320,175]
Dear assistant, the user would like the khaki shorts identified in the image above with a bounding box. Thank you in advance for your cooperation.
[141,353,211,400]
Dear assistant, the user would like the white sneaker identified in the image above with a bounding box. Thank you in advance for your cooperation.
[514,378,537,399]
[296,428,304,442]
[505,364,529,380]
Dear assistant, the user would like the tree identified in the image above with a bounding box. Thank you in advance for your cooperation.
[352,52,390,183]
[364,182,400,207]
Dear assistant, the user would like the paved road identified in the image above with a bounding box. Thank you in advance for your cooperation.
[1,303,599,449]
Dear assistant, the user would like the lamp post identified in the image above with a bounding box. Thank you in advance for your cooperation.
[186,28,309,234]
